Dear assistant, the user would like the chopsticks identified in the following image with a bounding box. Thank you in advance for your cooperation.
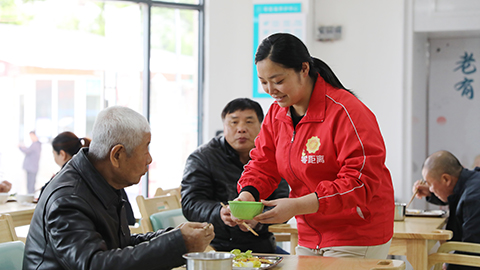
[220,202,259,236]
[406,180,426,208]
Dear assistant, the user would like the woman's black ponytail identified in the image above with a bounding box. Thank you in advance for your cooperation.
[256,33,353,95]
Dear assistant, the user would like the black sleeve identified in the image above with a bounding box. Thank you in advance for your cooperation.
[241,186,260,202]
[426,193,448,206]
[181,153,224,228]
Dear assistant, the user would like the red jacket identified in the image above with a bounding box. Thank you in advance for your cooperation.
[238,76,394,249]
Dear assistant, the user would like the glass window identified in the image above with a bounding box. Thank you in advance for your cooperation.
[0,0,144,206]
[0,0,203,219]
[148,6,199,196]
[35,80,53,142]
[58,80,75,133]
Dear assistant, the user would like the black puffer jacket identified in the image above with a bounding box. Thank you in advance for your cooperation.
[181,136,289,253]
[23,148,187,270]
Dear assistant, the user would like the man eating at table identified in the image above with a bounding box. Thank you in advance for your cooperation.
[23,106,214,270]
[413,150,480,270]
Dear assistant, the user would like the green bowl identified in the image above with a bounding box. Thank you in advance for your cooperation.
[228,201,264,220]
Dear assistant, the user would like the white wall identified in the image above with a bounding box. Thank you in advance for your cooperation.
[204,0,255,138]
[309,0,406,199]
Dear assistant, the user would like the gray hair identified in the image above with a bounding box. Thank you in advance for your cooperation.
[89,106,151,160]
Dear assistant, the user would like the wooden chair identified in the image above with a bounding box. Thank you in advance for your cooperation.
[0,214,18,243]
[149,208,187,231]
[146,205,215,252]
[154,187,182,200]
[136,194,181,233]
[428,241,480,270]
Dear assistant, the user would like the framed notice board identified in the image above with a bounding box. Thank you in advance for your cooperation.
[252,2,306,98]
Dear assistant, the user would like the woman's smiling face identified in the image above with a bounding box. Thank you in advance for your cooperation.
[257,58,312,114]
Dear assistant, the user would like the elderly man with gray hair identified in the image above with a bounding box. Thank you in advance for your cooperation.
[23,106,214,270]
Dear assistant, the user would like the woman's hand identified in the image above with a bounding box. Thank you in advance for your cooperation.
[220,200,260,231]
[236,191,255,202]
[254,193,319,224]
[228,192,256,225]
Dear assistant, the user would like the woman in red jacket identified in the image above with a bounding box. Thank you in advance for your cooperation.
[234,33,395,258]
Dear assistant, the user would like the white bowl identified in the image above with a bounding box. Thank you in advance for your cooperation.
[0,193,8,204]
[16,194,34,204]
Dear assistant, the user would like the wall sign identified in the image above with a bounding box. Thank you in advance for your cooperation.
[428,37,480,167]
[252,3,306,98]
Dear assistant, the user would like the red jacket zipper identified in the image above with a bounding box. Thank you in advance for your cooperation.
[289,127,322,249]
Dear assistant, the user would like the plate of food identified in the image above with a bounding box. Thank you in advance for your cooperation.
[231,249,283,269]
[406,209,446,217]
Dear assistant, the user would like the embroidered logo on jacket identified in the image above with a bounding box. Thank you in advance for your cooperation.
[301,136,325,164]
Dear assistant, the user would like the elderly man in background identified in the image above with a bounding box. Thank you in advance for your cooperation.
[23,106,214,270]
[182,98,289,253]
[413,150,480,270]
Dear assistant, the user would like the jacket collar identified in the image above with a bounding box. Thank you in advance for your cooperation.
[71,148,121,209]
[220,136,244,169]
[276,74,326,124]
[448,167,476,203]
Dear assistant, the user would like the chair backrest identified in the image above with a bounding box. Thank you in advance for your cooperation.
[150,208,187,231]
[136,194,181,232]
[428,241,480,270]
[0,241,25,270]
[0,214,18,243]
[154,187,182,200]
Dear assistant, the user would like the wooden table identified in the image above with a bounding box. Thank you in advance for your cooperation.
[0,202,36,227]
[391,217,452,270]
[269,217,452,270]
[174,255,405,270]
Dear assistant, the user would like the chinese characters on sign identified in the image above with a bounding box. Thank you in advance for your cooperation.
[454,52,476,99]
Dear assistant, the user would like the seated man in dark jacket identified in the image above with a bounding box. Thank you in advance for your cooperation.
[181,98,289,253]
[412,150,480,270]
[23,106,214,270]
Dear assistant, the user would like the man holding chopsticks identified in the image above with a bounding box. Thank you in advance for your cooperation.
[181,98,289,254]
[23,106,214,270]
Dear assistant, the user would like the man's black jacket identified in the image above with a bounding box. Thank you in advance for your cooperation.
[181,136,289,253]
[23,148,187,270]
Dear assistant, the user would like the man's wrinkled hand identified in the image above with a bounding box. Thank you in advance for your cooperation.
[220,205,237,227]
[179,222,215,252]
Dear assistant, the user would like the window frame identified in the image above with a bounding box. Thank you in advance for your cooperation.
[116,0,205,196]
